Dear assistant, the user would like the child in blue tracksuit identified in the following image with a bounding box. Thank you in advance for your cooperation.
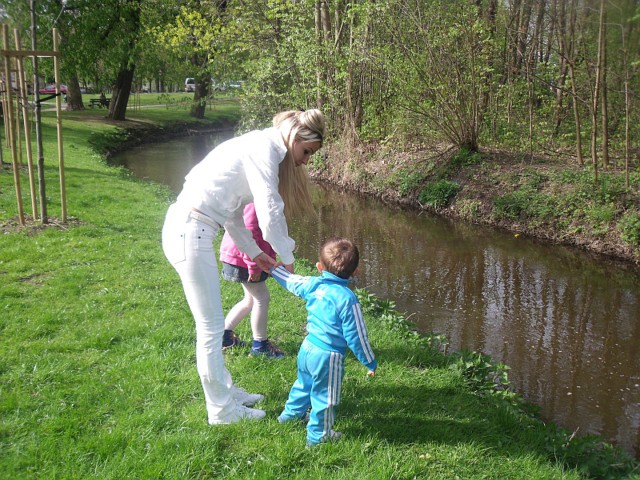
[270,237,377,446]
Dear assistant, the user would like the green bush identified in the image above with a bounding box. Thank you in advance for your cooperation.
[617,209,640,247]
[585,203,617,224]
[390,169,424,196]
[456,199,482,220]
[450,147,482,168]
[493,191,529,220]
[493,189,555,222]
[419,180,460,208]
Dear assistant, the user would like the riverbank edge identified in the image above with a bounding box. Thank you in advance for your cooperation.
[94,116,640,465]
[311,141,640,268]
[91,117,239,161]
[103,118,640,268]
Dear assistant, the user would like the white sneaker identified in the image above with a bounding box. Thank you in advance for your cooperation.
[209,403,266,425]
[233,386,264,407]
[235,404,266,421]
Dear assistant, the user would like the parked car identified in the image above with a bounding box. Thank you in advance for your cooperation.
[39,84,68,94]
[184,78,195,92]
[212,78,226,91]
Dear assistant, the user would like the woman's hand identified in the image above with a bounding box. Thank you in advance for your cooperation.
[248,272,262,282]
[253,252,276,273]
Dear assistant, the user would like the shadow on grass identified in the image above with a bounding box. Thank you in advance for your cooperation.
[344,379,536,453]
[309,340,541,457]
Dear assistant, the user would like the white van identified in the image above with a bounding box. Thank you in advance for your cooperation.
[184,78,195,92]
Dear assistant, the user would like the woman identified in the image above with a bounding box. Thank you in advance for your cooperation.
[162,109,324,424]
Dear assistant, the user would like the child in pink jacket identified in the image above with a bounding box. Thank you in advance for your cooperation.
[219,203,284,358]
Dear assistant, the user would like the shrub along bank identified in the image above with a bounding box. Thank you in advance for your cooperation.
[1,106,639,478]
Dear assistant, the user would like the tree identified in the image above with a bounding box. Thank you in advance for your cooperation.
[590,0,605,180]
[153,0,229,119]
[101,0,142,120]
[565,0,585,166]
[384,0,492,151]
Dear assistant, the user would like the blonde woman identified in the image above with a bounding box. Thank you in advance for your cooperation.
[162,110,324,425]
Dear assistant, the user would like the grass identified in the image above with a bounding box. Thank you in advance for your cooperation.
[1,102,639,479]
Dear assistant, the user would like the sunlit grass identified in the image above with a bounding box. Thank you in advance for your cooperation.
[1,103,637,479]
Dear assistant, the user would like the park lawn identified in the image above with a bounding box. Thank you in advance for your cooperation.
[0,104,636,479]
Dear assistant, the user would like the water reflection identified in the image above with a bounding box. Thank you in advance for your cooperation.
[109,131,235,193]
[111,136,640,457]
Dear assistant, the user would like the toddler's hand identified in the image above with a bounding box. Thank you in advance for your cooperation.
[367,370,376,377]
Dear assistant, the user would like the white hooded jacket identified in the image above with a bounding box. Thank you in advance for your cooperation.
[175,127,296,265]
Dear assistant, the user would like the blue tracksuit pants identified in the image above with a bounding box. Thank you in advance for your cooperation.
[280,338,345,445]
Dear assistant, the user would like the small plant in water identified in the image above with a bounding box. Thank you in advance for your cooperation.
[452,350,511,394]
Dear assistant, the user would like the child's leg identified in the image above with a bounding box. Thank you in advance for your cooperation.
[306,348,345,445]
[243,280,270,341]
[223,283,254,331]
[278,344,312,421]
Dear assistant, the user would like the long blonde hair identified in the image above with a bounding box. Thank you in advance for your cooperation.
[273,109,325,219]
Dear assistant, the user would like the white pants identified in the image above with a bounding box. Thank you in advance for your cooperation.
[224,281,271,341]
[162,204,237,423]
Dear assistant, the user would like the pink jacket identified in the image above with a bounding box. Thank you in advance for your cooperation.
[219,203,277,275]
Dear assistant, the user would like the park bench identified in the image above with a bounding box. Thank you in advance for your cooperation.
[89,98,110,108]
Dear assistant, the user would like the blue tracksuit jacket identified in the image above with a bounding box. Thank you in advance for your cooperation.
[270,266,377,444]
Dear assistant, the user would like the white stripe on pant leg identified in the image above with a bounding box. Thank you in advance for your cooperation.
[325,352,342,436]
[325,352,334,436]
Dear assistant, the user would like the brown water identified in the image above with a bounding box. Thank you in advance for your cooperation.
[111,134,640,457]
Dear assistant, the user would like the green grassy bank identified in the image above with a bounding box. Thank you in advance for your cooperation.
[1,103,638,479]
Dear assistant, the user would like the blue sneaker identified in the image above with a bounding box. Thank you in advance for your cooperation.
[250,339,285,358]
[222,330,246,350]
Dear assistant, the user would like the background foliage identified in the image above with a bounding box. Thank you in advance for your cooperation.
[2,0,638,157]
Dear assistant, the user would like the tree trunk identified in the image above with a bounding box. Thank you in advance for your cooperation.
[108,65,135,121]
[591,0,605,180]
[544,0,557,63]
[512,0,532,76]
[506,0,523,80]
[600,6,609,168]
[315,0,324,108]
[567,0,583,166]
[552,0,567,137]
[622,9,631,189]
[65,75,85,111]
[479,0,497,123]
[31,0,47,223]
[191,75,211,119]
[319,0,337,127]
[532,0,546,66]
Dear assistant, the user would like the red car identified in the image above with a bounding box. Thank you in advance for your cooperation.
[39,84,68,94]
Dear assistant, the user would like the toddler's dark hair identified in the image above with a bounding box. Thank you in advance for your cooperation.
[319,237,359,279]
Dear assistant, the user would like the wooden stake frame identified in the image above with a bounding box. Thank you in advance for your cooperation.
[1,24,66,225]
